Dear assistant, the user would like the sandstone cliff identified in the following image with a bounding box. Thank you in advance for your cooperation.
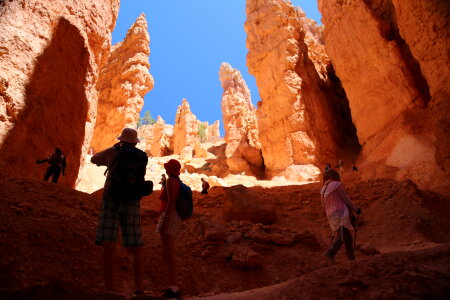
[245,0,358,179]
[90,13,154,152]
[0,0,119,186]
[219,62,264,177]
[318,0,449,190]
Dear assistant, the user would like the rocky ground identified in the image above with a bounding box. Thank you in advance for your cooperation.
[1,171,450,299]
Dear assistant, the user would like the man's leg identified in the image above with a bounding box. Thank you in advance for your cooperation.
[121,200,144,292]
[95,197,120,292]
[127,247,144,292]
[44,167,53,181]
[51,167,61,183]
[103,242,116,291]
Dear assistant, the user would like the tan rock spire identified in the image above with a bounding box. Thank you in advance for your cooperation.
[0,0,119,187]
[207,120,221,141]
[90,13,154,152]
[150,116,174,157]
[219,62,263,176]
[173,98,199,155]
[245,0,356,178]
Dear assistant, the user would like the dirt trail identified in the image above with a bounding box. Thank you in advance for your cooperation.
[1,177,449,299]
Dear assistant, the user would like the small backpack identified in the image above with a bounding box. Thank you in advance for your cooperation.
[175,178,193,219]
[108,144,149,202]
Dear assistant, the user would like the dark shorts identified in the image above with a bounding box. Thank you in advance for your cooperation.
[201,189,208,195]
[95,196,143,247]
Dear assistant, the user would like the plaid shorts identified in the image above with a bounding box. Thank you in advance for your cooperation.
[95,196,143,247]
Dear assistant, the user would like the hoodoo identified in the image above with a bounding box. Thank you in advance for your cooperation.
[90,13,154,153]
[219,62,264,177]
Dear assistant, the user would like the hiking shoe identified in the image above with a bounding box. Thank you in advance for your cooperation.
[162,288,182,299]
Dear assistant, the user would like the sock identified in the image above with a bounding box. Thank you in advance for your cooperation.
[169,286,179,292]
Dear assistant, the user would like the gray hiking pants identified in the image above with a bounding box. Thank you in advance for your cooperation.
[326,226,355,260]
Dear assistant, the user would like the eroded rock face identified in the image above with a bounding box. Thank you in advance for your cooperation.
[90,14,154,152]
[173,99,200,155]
[136,124,154,155]
[173,98,220,156]
[150,116,174,157]
[219,62,264,177]
[318,0,449,190]
[245,0,358,178]
[0,0,120,186]
[207,120,221,141]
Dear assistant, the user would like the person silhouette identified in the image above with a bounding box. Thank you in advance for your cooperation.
[36,148,66,183]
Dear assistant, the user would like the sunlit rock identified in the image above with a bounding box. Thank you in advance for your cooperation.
[219,62,264,177]
[90,13,154,152]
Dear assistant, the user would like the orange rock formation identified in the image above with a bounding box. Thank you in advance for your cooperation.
[173,98,221,157]
[245,0,359,179]
[219,62,264,177]
[318,0,449,191]
[173,99,200,155]
[207,120,221,142]
[136,123,154,155]
[150,116,174,157]
[90,13,154,152]
[0,0,120,186]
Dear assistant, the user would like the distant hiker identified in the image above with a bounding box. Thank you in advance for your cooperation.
[91,128,148,294]
[36,148,66,183]
[160,174,167,189]
[352,164,358,172]
[336,159,344,175]
[201,178,210,196]
[157,159,184,299]
[320,169,361,264]
[324,163,331,173]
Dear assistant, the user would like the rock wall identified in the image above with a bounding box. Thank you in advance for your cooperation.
[318,0,449,190]
[219,62,264,177]
[0,0,119,186]
[245,0,358,178]
[150,116,174,157]
[136,123,154,154]
[90,13,154,152]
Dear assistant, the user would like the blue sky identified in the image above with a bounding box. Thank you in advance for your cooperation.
[112,1,322,134]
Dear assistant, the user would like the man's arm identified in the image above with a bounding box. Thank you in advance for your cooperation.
[91,147,116,167]
[36,156,50,164]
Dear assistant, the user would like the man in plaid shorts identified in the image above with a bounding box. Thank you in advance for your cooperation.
[92,128,148,294]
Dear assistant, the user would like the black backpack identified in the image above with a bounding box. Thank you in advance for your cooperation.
[170,177,193,219]
[108,144,151,202]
